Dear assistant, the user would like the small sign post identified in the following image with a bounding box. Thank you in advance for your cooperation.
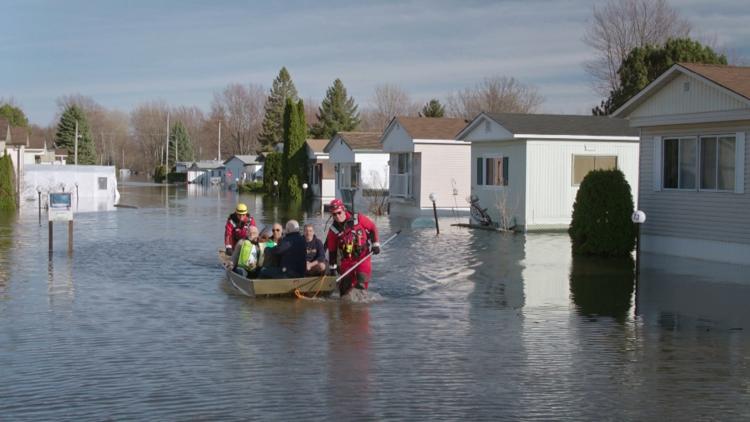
[631,210,646,276]
[48,192,74,254]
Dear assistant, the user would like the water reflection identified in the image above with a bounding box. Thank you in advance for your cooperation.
[0,211,15,299]
[47,252,75,307]
[569,255,635,322]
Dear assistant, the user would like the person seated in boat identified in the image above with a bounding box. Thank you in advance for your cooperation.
[303,223,327,276]
[224,203,256,256]
[260,223,284,269]
[260,220,306,279]
[230,226,261,278]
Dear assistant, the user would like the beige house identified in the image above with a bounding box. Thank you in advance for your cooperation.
[613,63,750,264]
[381,117,471,217]
[305,138,335,202]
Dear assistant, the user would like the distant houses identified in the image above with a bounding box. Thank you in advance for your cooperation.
[457,112,639,230]
[614,62,750,265]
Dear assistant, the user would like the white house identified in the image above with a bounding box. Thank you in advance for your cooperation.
[381,116,471,217]
[22,164,120,213]
[306,139,335,202]
[457,112,639,231]
[186,160,225,186]
[324,132,388,212]
[613,63,750,265]
[223,155,262,186]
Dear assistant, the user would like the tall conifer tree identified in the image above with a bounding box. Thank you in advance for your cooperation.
[281,98,307,199]
[55,105,96,164]
[420,99,445,117]
[310,78,360,139]
[168,121,193,163]
[259,67,298,150]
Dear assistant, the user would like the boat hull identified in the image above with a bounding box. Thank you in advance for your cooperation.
[225,269,336,298]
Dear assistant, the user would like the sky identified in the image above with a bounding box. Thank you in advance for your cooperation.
[2,0,749,126]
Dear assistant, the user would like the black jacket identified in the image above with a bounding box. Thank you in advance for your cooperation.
[270,232,306,277]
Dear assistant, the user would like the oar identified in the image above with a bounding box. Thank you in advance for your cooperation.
[335,230,401,283]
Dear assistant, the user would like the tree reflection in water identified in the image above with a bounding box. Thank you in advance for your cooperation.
[569,255,635,322]
[0,211,16,299]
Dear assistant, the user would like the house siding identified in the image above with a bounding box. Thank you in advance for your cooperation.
[631,73,747,118]
[525,140,640,229]
[414,143,471,209]
[639,122,750,246]
[471,141,527,227]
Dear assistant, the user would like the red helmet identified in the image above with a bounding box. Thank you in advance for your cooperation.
[329,198,346,213]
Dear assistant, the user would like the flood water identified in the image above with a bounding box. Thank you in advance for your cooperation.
[2,184,750,420]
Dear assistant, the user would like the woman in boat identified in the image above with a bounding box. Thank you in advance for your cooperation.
[325,199,380,296]
[230,226,261,278]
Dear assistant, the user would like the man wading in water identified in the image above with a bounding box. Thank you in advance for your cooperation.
[325,199,380,297]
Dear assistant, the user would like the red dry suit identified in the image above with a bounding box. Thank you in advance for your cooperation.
[326,211,379,296]
[224,213,256,250]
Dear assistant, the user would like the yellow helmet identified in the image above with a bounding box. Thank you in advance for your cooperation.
[235,203,248,215]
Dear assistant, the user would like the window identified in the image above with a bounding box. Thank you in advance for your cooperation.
[476,156,509,186]
[396,153,410,175]
[339,163,360,189]
[700,135,735,191]
[390,153,412,198]
[98,177,108,190]
[572,155,617,185]
[663,136,738,191]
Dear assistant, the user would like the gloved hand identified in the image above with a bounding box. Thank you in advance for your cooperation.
[371,242,381,255]
[225,247,233,256]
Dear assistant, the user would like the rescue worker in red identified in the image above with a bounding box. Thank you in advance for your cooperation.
[224,203,256,255]
[325,199,380,297]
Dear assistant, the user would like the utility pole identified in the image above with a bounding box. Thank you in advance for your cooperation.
[217,120,222,161]
[164,112,170,171]
[74,120,79,165]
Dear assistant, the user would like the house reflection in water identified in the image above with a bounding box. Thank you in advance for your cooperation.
[636,253,750,331]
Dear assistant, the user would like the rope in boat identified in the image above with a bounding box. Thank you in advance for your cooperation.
[293,273,328,300]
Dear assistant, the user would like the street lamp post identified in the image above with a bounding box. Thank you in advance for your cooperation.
[302,182,308,199]
[36,186,42,226]
[273,180,279,197]
[631,210,646,276]
[429,192,439,235]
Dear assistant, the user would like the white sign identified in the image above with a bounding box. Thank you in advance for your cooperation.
[49,192,73,222]
[631,210,646,224]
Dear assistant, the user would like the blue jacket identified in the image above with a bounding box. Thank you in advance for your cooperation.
[270,232,306,277]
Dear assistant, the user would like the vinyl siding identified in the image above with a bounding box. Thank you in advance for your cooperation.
[525,140,639,228]
[414,143,471,209]
[471,141,527,227]
[631,74,747,118]
[640,122,750,245]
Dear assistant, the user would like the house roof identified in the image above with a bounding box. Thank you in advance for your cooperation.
[55,148,68,156]
[190,160,225,170]
[393,116,468,140]
[306,138,329,154]
[325,131,383,152]
[460,112,637,139]
[224,154,259,165]
[7,126,29,145]
[613,63,750,117]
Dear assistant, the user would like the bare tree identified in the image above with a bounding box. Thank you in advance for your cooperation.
[446,76,543,120]
[583,0,692,96]
[303,96,320,131]
[130,100,169,172]
[211,83,266,157]
[368,84,420,131]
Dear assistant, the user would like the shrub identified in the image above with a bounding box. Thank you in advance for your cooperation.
[238,181,264,193]
[569,169,635,256]
[153,165,167,183]
[0,153,16,210]
[167,171,187,183]
[286,174,302,200]
[262,152,282,194]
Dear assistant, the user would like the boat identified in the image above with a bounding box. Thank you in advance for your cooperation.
[220,250,336,298]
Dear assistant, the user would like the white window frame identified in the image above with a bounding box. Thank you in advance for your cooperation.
[662,133,742,193]
[662,136,698,191]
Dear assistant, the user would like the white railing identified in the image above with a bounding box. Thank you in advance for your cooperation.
[390,173,411,198]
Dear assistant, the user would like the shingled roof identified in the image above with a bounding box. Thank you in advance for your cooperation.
[678,63,750,101]
[325,132,382,152]
[483,113,637,137]
[305,138,329,154]
[393,117,468,140]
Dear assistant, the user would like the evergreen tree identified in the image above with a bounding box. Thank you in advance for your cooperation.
[258,67,298,150]
[281,99,307,200]
[168,121,193,164]
[0,104,28,127]
[594,38,727,115]
[310,78,360,139]
[262,152,282,194]
[0,153,16,210]
[420,98,445,117]
[55,105,96,165]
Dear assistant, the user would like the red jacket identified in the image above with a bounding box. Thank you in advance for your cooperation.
[325,211,378,273]
[224,213,256,248]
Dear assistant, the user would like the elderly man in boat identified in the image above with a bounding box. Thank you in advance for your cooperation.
[259,220,307,279]
[229,226,261,278]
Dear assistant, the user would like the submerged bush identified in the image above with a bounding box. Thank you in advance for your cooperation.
[569,169,635,256]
